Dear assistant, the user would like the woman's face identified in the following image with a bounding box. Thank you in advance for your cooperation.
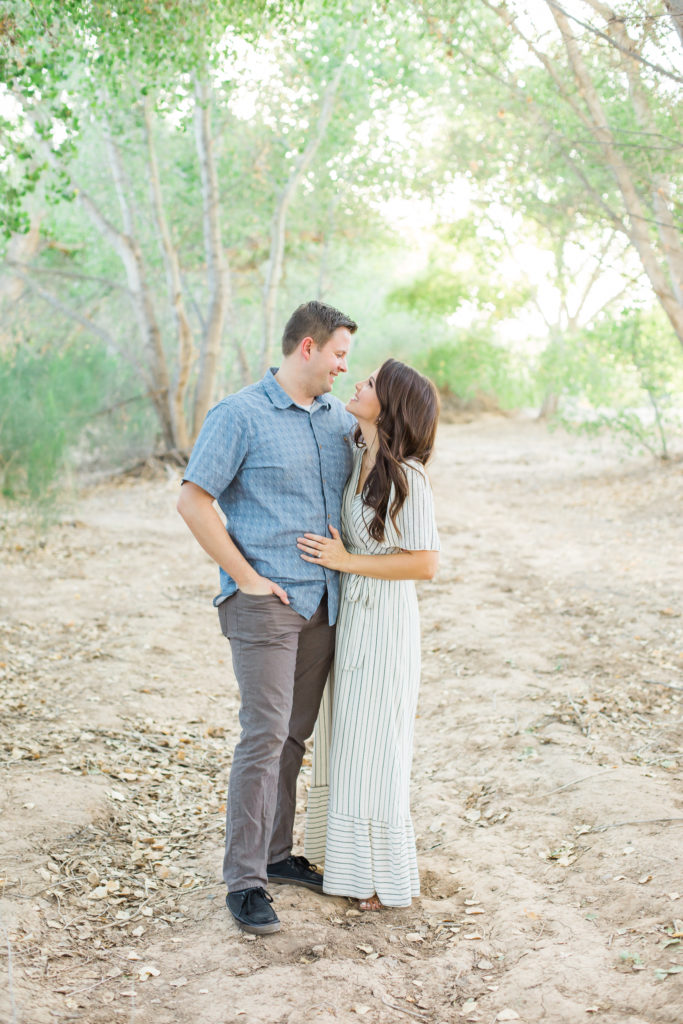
[347,369,381,423]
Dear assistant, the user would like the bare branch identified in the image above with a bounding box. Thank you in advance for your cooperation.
[259,33,359,373]
[547,2,683,346]
[664,0,683,48]
[481,0,595,133]
[7,265,147,382]
[543,0,683,84]
[192,78,235,434]
[581,1,683,306]
[5,261,128,291]
[143,96,194,450]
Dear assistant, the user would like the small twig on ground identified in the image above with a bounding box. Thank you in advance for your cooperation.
[537,766,616,798]
[59,975,113,998]
[375,989,430,1021]
[588,817,683,833]
[642,679,683,691]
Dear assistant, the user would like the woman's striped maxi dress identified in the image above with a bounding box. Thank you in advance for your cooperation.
[304,449,440,906]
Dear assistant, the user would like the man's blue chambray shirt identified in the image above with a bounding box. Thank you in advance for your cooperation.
[182,369,356,625]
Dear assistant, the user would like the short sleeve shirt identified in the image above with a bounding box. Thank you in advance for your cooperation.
[182,369,356,624]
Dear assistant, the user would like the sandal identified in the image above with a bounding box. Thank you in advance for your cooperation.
[359,894,383,911]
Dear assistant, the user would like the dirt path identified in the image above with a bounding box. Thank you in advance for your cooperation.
[1,418,682,1024]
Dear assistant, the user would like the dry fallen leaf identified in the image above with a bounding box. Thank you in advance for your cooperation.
[138,965,160,981]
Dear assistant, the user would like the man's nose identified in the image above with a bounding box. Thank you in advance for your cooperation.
[338,359,348,373]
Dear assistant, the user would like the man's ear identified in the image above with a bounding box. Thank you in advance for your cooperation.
[301,336,314,360]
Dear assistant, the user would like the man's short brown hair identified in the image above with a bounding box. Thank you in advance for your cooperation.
[282,300,357,356]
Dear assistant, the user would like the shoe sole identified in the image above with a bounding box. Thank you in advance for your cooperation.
[226,900,281,935]
[266,875,323,893]
[234,917,281,935]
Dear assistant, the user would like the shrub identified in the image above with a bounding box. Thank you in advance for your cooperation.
[0,339,118,502]
[414,332,535,411]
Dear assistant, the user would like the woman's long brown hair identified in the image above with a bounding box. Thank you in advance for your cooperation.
[354,359,439,542]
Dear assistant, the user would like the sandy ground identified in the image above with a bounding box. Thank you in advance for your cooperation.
[1,417,682,1024]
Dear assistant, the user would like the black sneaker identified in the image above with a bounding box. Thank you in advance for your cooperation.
[266,854,323,892]
[226,887,281,935]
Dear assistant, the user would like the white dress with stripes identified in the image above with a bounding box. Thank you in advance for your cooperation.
[304,450,440,906]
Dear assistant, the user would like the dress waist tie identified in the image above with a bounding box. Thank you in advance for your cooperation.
[340,569,374,671]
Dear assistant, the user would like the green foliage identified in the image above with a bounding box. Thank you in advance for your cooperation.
[387,217,534,324]
[541,308,683,458]
[388,267,471,318]
[414,332,534,410]
[0,0,297,241]
[0,339,128,502]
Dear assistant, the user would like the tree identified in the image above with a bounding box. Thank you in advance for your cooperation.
[423,0,683,351]
[0,1,294,449]
[2,1,450,452]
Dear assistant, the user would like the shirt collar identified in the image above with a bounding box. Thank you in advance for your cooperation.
[262,368,331,410]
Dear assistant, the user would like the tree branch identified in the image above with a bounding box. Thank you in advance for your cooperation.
[193,78,236,434]
[543,0,683,84]
[547,2,683,346]
[259,33,358,373]
[5,261,128,291]
[143,95,194,450]
[8,265,146,377]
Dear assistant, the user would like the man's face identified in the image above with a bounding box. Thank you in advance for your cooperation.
[306,326,353,394]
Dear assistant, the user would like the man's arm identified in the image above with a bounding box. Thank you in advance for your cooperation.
[177,482,289,604]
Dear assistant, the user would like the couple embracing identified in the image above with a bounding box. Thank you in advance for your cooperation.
[178,300,440,935]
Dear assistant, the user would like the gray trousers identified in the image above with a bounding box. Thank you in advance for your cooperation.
[218,591,335,892]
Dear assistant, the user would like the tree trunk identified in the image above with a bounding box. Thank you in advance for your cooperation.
[548,3,683,350]
[143,97,194,451]
[192,79,231,440]
[583,1,683,309]
[103,127,175,446]
[665,0,683,48]
[258,39,356,375]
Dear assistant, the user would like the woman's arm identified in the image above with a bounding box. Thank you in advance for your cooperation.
[297,526,439,581]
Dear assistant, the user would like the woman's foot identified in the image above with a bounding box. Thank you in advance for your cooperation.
[359,894,383,911]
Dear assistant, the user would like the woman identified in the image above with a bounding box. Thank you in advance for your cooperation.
[298,358,440,910]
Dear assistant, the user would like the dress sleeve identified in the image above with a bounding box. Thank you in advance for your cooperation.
[394,463,440,551]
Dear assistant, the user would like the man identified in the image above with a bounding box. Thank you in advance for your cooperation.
[177,300,357,935]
